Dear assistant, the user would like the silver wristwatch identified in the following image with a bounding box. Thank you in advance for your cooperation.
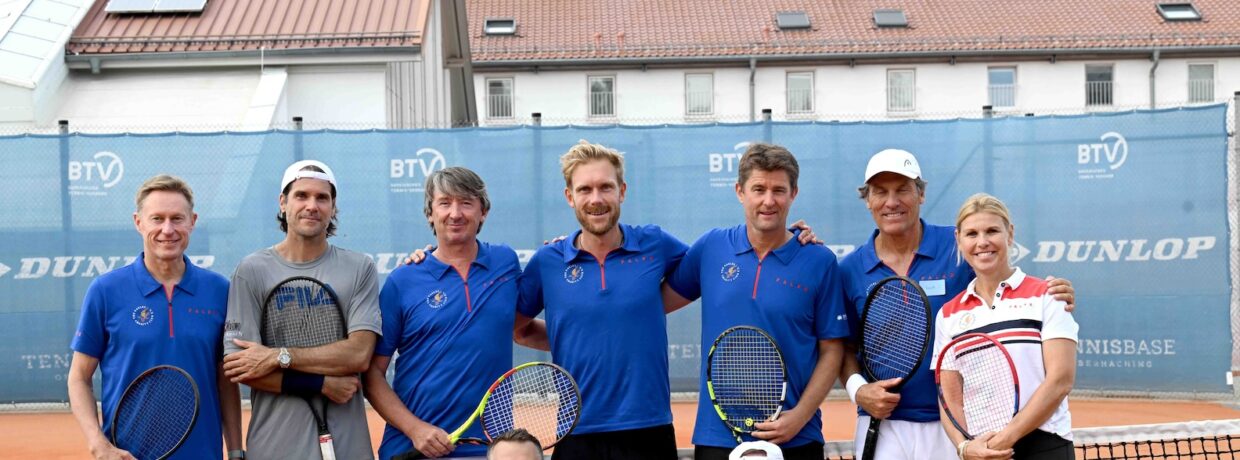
[277,347,292,368]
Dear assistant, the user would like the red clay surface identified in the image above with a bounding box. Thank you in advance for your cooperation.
[7,398,1239,459]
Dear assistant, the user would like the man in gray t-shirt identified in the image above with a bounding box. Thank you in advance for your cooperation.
[223,160,381,460]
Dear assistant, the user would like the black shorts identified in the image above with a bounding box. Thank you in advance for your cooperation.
[550,424,678,460]
[694,441,824,460]
[1014,429,1074,460]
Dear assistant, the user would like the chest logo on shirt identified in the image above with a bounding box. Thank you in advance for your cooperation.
[564,265,584,284]
[720,262,741,282]
[132,306,154,326]
[959,311,976,331]
[426,290,448,309]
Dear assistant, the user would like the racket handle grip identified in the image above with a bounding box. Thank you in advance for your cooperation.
[860,417,882,460]
[320,435,338,460]
[390,449,425,460]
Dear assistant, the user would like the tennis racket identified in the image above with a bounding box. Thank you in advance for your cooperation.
[858,276,933,460]
[391,362,581,460]
[110,365,199,460]
[706,325,788,443]
[261,276,348,460]
[935,332,1021,440]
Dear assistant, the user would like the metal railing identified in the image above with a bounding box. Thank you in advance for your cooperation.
[887,84,915,112]
[1189,79,1215,103]
[487,93,513,119]
[686,89,713,116]
[590,91,615,117]
[989,84,1015,108]
[787,88,813,114]
[1086,81,1113,106]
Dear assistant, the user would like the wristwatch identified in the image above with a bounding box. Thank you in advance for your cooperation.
[277,347,292,369]
[227,449,246,459]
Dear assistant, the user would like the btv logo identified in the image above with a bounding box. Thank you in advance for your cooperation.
[68,151,124,189]
[708,142,750,173]
[1076,132,1127,180]
[390,148,447,179]
[707,142,751,188]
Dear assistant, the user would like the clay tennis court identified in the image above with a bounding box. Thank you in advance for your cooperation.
[6,397,1239,458]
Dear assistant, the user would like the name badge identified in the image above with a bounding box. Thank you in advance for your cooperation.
[920,279,947,296]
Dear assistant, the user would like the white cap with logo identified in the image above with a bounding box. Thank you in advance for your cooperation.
[280,160,337,193]
[729,441,784,460]
[863,148,922,183]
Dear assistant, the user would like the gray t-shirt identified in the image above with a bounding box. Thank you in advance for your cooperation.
[224,245,381,460]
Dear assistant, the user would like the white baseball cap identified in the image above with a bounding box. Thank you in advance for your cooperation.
[864,148,922,183]
[280,160,337,193]
[729,441,784,460]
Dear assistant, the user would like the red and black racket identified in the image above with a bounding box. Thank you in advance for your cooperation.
[935,332,1021,440]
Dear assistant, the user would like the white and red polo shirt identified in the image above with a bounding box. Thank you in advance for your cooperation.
[932,267,1079,440]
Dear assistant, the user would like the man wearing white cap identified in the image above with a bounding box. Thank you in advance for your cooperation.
[729,441,784,460]
[222,160,382,459]
[836,149,1075,459]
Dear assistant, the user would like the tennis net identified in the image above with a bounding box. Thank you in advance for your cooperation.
[817,419,1240,460]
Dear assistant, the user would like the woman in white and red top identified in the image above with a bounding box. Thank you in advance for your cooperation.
[933,193,1078,460]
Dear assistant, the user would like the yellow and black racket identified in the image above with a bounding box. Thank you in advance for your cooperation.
[706,325,788,443]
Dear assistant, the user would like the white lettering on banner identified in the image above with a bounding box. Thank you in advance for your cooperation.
[668,343,701,360]
[20,353,73,370]
[1076,132,1128,180]
[68,151,125,195]
[1076,338,1175,370]
[389,148,447,193]
[4,255,213,280]
[1023,237,1215,263]
[707,142,751,188]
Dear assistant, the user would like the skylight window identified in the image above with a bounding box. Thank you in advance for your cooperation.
[874,9,908,28]
[1157,3,1202,21]
[484,18,517,35]
[776,11,811,30]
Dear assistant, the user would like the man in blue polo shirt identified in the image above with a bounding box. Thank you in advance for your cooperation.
[665,143,849,460]
[516,141,688,460]
[365,167,525,459]
[68,174,243,460]
[837,148,1075,460]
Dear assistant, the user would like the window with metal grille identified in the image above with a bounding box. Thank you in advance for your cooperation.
[486,78,514,119]
[589,76,615,118]
[1086,64,1113,106]
[787,72,814,114]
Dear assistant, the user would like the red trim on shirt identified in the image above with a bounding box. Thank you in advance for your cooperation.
[752,262,763,299]
[164,286,175,338]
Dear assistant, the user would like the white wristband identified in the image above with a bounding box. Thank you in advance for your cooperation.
[846,373,868,404]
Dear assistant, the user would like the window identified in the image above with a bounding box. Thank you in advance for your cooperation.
[588,76,615,118]
[1188,63,1214,103]
[887,69,915,112]
[776,11,811,30]
[1157,3,1202,21]
[874,9,908,28]
[786,72,814,114]
[1085,64,1113,106]
[988,67,1016,108]
[685,73,714,116]
[486,78,513,119]
[483,18,517,35]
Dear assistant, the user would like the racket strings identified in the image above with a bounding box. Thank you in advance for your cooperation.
[113,368,197,459]
[263,280,346,348]
[945,343,1018,436]
[481,365,580,447]
[709,329,784,430]
[862,282,930,381]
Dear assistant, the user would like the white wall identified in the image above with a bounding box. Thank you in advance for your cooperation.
[285,65,387,128]
[476,55,1240,125]
[55,68,261,131]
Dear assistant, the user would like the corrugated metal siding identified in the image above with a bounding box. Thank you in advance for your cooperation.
[386,0,449,128]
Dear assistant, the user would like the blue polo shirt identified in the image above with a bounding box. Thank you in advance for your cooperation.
[70,253,229,459]
[838,220,974,422]
[375,241,521,459]
[517,224,688,434]
[667,224,850,449]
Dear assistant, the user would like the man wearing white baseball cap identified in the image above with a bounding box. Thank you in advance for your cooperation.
[222,159,383,459]
[729,441,784,460]
[836,149,1076,460]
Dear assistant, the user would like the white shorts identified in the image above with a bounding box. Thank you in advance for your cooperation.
[853,416,955,460]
